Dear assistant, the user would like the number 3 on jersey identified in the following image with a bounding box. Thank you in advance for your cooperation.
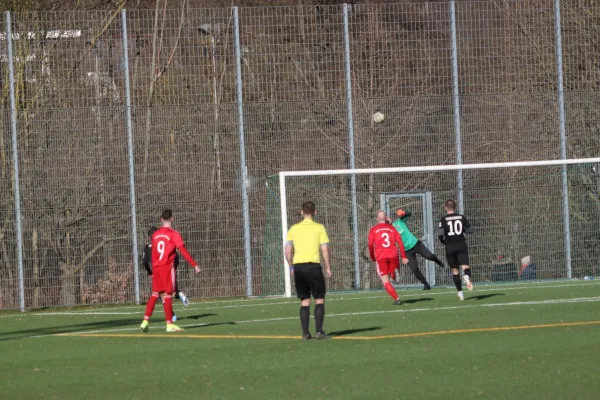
[447,220,463,236]
[157,240,166,260]
[381,232,391,248]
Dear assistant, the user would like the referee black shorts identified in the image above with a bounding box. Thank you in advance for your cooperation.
[445,241,470,269]
[293,262,326,300]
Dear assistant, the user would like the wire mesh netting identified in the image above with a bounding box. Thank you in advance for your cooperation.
[0,1,599,308]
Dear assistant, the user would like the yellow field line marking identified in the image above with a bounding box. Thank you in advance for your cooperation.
[334,320,600,340]
[64,320,600,341]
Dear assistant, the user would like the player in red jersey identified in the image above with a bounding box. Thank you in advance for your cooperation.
[140,209,201,333]
[368,210,409,305]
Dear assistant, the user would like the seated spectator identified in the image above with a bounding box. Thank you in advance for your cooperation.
[518,256,536,280]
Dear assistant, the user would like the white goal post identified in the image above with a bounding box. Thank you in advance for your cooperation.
[279,157,600,298]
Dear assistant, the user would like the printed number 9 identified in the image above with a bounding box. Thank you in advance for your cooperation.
[157,240,166,260]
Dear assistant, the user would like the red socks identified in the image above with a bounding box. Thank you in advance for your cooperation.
[144,293,160,320]
[163,295,174,324]
[384,282,399,301]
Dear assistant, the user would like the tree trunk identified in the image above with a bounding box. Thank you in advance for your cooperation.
[60,263,77,306]
[1,239,15,308]
[79,265,86,304]
[211,36,223,193]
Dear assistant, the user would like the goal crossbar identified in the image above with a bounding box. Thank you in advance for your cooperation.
[280,157,600,178]
[278,157,600,297]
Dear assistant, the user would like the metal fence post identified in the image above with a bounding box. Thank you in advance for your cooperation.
[121,9,141,303]
[233,7,253,297]
[5,11,26,312]
[449,1,464,212]
[343,4,361,290]
[553,0,572,279]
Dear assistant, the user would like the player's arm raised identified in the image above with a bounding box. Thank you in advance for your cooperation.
[396,209,412,221]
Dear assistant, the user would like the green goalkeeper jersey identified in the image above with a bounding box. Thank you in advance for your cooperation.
[392,216,418,251]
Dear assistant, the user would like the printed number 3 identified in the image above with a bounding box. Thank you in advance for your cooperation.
[381,233,391,248]
[447,220,463,236]
[157,240,166,260]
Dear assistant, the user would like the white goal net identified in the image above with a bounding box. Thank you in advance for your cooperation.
[267,158,600,297]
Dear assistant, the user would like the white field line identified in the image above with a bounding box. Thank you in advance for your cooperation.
[50,295,600,338]
[3,281,598,318]
[14,279,593,314]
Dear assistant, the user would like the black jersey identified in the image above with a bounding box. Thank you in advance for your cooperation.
[438,213,472,245]
[141,243,179,276]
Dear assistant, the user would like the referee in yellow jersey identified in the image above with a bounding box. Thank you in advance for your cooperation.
[285,201,332,340]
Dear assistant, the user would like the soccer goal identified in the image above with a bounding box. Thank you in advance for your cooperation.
[266,158,600,298]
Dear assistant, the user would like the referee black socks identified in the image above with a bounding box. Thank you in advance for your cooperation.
[453,274,462,291]
[314,304,325,334]
[300,306,310,336]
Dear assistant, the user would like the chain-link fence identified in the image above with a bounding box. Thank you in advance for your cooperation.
[1,1,599,309]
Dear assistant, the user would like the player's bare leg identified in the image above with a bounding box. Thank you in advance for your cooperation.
[300,298,312,340]
[461,265,473,291]
[380,274,401,305]
[141,291,161,332]
[451,268,464,300]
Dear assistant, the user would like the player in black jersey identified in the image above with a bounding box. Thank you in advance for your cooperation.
[438,200,473,300]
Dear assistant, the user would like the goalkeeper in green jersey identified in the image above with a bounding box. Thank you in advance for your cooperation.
[392,209,446,290]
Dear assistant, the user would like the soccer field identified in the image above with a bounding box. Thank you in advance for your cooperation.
[1,281,600,400]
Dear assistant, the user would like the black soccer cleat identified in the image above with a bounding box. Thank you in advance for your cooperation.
[423,284,431,290]
[393,299,402,305]
[314,332,332,340]
[302,333,312,340]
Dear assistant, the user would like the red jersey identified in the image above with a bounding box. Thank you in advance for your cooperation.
[151,227,197,269]
[368,222,407,261]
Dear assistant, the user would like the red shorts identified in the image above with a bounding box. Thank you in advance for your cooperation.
[376,258,399,279]
[152,266,175,294]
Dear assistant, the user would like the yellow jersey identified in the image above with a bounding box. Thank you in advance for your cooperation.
[286,219,330,264]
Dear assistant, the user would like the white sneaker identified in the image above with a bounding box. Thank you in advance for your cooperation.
[172,314,177,322]
[179,292,190,307]
[463,276,473,291]
[457,291,464,301]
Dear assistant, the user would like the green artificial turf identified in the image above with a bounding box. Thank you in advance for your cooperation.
[1,281,599,400]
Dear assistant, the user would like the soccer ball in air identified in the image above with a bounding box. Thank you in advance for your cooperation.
[372,112,385,124]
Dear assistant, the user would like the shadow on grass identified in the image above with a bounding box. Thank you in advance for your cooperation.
[183,321,237,330]
[402,297,434,304]
[178,313,217,321]
[1,313,218,341]
[329,327,383,337]
[0,318,142,341]
[465,293,505,301]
